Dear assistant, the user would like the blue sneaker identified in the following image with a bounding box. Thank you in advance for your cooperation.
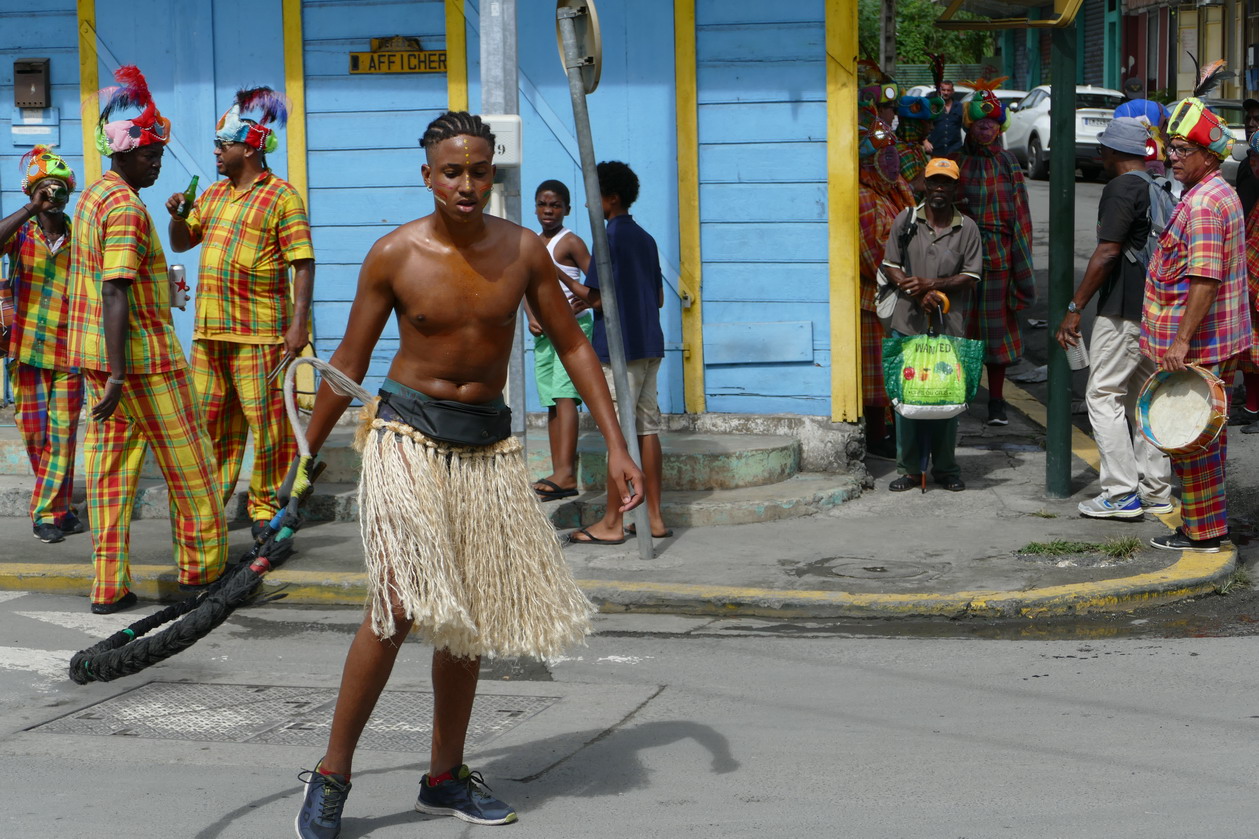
[295,764,351,839]
[415,765,518,825]
[1077,492,1143,520]
[1140,496,1175,515]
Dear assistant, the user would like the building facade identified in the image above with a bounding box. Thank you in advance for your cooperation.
[2,0,873,423]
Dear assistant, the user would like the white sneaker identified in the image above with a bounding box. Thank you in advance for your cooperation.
[1140,496,1175,515]
[1077,493,1143,519]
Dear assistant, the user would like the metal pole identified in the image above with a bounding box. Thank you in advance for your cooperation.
[558,6,654,559]
[481,0,527,437]
[1046,24,1076,498]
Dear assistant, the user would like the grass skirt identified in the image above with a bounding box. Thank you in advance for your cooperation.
[353,402,594,659]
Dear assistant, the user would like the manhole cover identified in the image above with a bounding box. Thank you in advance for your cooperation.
[32,682,557,752]
[786,557,933,580]
[826,561,930,580]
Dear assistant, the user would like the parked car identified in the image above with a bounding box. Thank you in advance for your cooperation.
[903,83,972,102]
[1003,85,1125,180]
[963,88,1027,109]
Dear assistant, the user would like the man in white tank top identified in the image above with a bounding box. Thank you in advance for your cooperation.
[528,179,594,501]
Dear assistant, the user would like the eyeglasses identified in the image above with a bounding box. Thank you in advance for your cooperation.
[213,140,239,151]
[1167,143,1202,159]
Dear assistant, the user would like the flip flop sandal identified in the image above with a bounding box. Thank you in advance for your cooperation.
[534,478,579,501]
[625,524,674,538]
[565,527,627,546]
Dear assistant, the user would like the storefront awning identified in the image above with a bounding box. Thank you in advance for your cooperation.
[935,0,1085,31]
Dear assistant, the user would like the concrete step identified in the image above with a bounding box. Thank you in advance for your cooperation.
[0,471,862,528]
[0,426,801,492]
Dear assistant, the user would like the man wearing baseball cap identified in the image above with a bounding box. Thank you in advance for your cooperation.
[1056,117,1175,521]
[879,157,982,491]
[1234,97,1259,218]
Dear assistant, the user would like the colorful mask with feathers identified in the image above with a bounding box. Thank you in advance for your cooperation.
[93,65,170,156]
[216,87,289,153]
[19,144,75,195]
[900,52,947,122]
[960,77,1010,131]
[860,119,901,184]
[857,59,900,112]
[1167,56,1234,160]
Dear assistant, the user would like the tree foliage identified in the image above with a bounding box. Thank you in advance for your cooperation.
[858,0,995,66]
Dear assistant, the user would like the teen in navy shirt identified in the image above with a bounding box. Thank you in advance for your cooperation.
[565,161,670,544]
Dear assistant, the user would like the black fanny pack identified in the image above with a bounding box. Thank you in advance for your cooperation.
[377,389,512,447]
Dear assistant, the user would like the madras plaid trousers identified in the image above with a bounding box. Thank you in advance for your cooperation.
[83,368,227,605]
[12,361,83,526]
[1170,360,1235,542]
[191,340,296,521]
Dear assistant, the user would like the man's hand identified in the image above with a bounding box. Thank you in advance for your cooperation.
[527,316,543,337]
[278,454,315,507]
[921,290,947,314]
[606,449,645,513]
[896,274,935,296]
[164,192,189,220]
[570,296,590,316]
[28,183,60,216]
[923,138,934,154]
[1160,339,1191,372]
[90,380,124,422]
[283,322,310,356]
[1055,311,1082,349]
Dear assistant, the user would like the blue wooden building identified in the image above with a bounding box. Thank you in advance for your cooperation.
[0,0,868,425]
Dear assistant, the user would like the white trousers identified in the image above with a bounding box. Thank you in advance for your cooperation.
[1085,314,1173,501]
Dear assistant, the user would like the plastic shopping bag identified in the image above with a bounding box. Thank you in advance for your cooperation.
[882,332,984,420]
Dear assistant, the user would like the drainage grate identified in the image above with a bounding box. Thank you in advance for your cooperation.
[33,682,558,752]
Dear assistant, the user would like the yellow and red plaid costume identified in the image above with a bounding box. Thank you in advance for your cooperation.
[184,171,313,520]
[67,171,227,605]
[1142,173,1252,541]
[1,218,84,526]
[858,165,914,409]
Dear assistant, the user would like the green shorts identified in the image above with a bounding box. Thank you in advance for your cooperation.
[534,314,595,407]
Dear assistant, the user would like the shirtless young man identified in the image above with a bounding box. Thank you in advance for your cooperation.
[293,112,643,838]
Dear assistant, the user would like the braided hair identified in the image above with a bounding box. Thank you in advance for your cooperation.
[420,111,496,153]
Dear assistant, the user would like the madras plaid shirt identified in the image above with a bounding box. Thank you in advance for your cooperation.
[185,172,314,343]
[66,171,183,374]
[952,141,1036,310]
[858,166,915,311]
[1141,171,1252,364]
[1,218,76,371]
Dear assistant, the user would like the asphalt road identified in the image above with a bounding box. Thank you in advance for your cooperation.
[4,593,1259,839]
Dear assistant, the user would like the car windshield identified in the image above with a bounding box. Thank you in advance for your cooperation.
[1076,93,1123,110]
[1212,105,1244,129]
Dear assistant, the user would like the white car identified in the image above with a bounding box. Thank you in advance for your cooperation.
[1004,85,1125,180]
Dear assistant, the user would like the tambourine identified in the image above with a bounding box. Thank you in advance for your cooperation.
[1136,364,1228,456]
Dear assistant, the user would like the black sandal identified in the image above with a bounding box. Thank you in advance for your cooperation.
[936,475,966,492]
[888,475,920,492]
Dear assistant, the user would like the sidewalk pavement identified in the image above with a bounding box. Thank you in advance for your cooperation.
[0,382,1244,619]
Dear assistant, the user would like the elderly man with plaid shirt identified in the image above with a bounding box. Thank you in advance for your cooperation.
[0,146,85,544]
[68,65,227,614]
[1143,96,1253,552]
[168,88,314,538]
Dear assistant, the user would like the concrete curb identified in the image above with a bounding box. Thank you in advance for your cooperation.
[0,545,1235,619]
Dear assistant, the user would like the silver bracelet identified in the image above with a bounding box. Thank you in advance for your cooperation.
[107,377,126,386]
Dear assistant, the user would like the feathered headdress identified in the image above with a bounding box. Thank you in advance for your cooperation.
[857,59,900,112]
[92,65,170,156]
[1167,55,1235,160]
[19,144,75,195]
[927,52,946,95]
[216,87,290,153]
[959,76,1011,131]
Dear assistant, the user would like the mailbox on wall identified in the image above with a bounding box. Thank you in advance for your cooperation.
[14,59,50,109]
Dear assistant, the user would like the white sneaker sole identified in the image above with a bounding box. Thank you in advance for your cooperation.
[1078,506,1143,520]
[415,800,517,825]
[1150,537,1220,553]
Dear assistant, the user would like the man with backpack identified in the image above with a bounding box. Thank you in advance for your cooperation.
[1056,117,1175,519]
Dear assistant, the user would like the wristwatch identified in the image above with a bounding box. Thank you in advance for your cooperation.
[1066,301,1079,314]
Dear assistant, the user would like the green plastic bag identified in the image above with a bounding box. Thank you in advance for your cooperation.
[882,332,984,420]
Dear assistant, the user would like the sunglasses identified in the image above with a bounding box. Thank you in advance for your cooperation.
[1167,143,1203,159]
[214,140,240,151]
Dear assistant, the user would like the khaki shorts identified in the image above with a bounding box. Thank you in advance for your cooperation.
[601,357,663,435]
